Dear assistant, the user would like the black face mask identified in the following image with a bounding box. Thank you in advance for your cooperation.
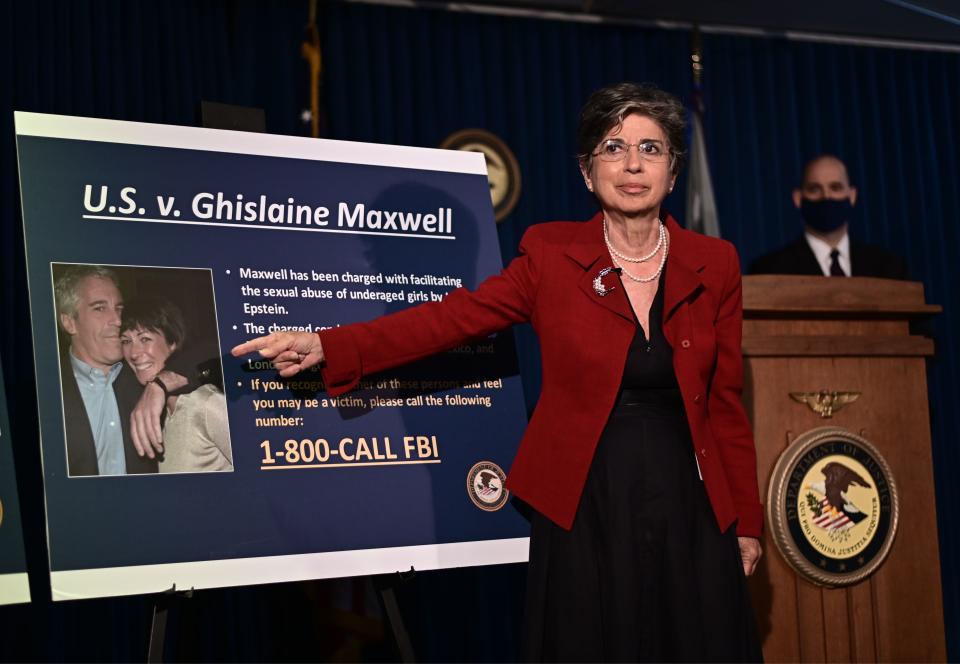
[800,198,853,233]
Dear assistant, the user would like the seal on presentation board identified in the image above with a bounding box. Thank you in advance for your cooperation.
[439,129,521,223]
[467,461,509,512]
[767,426,899,587]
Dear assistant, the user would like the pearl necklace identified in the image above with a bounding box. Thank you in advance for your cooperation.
[612,231,670,283]
[603,217,664,263]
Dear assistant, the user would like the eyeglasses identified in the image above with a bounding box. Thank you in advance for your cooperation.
[593,139,671,163]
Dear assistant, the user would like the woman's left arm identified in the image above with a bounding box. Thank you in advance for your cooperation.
[709,242,763,541]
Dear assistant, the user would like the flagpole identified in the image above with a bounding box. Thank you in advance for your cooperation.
[302,0,325,138]
[685,24,721,237]
[691,24,703,97]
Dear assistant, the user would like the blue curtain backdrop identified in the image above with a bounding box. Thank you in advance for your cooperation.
[0,0,957,660]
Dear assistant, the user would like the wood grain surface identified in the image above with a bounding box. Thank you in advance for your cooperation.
[741,277,945,662]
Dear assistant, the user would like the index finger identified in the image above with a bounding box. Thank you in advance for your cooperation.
[231,336,272,357]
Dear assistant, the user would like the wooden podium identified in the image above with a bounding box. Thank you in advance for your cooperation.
[741,275,945,662]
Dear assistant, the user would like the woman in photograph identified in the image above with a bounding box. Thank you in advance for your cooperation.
[233,81,762,661]
[121,297,233,474]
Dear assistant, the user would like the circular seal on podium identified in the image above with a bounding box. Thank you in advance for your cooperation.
[767,426,899,587]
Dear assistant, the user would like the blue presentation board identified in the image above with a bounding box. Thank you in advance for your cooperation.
[15,112,529,601]
[0,356,31,605]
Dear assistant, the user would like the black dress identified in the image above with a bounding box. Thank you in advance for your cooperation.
[522,271,762,662]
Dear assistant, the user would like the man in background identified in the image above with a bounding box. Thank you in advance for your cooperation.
[749,154,908,279]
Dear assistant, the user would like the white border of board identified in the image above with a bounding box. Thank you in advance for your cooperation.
[14,112,488,175]
[0,573,31,606]
[51,537,529,601]
[18,112,524,602]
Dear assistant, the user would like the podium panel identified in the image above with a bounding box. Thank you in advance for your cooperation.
[742,276,945,662]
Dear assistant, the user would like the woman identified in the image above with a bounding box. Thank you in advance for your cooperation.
[121,297,233,474]
[233,82,762,661]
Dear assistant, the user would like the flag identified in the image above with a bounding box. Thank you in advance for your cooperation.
[685,104,720,237]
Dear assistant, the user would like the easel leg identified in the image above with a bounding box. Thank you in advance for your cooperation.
[147,595,169,663]
[374,571,417,663]
[147,584,193,663]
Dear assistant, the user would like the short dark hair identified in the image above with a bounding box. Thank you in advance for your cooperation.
[120,297,187,349]
[577,82,687,176]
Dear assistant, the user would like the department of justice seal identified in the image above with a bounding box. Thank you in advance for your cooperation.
[466,461,509,512]
[767,427,899,587]
[439,129,522,223]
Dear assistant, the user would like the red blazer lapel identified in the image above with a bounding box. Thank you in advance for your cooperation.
[563,214,707,329]
[565,212,634,324]
[662,217,706,344]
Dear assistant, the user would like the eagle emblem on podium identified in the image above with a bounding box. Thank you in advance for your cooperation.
[805,462,872,531]
[789,390,860,418]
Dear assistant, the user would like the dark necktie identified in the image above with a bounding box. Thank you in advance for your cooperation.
[829,248,846,277]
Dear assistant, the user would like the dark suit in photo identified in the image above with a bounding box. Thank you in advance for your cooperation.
[61,356,159,476]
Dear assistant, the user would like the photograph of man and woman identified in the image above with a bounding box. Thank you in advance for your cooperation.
[52,262,233,477]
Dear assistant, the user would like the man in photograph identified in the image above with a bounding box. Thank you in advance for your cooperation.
[55,265,184,476]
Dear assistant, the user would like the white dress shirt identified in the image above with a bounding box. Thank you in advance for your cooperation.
[804,231,851,277]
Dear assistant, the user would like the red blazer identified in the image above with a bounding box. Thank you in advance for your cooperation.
[319,213,763,538]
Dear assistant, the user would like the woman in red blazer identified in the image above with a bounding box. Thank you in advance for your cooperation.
[235,83,763,661]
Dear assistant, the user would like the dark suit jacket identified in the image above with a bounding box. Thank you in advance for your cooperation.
[319,213,763,537]
[748,236,908,279]
[61,357,158,476]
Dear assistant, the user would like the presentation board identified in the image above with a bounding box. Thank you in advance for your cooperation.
[15,112,530,601]
[0,356,31,605]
